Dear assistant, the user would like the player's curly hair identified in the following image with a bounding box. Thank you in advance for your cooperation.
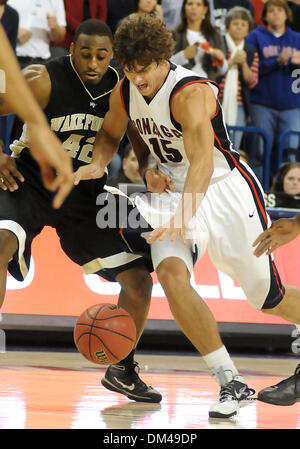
[113,15,175,71]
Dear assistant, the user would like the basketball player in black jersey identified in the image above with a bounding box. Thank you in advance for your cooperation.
[0,19,162,404]
[0,23,73,208]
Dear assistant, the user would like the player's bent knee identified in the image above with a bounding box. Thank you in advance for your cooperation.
[156,263,190,298]
[117,267,153,300]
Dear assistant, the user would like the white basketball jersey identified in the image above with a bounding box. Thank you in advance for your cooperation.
[120,63,240,192]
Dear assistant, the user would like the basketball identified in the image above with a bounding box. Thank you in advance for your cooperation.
[73,303,136,365]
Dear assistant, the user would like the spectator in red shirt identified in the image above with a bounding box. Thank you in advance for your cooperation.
[251,0,265,26]
[57,0,107,51]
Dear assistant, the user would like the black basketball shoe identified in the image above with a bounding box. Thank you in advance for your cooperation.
[258,363,300,406]
[101,361,162,403]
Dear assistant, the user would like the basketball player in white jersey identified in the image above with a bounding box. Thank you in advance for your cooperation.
[75,15,300,417]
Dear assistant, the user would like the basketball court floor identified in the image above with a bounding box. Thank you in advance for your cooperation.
[0,350,299,430]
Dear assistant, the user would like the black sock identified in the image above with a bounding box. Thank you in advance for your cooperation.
[116,349,135,366]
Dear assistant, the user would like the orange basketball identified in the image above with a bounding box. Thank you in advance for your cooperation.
[74,303,136,365]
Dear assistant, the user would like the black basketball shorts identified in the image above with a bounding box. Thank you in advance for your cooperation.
[0,180,153,282]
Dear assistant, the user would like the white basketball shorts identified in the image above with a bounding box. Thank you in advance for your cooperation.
[136,164,285,310]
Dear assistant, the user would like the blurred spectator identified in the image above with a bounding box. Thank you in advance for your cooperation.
[270,162,300,195]
[0,0,18,50]
[106,0,135,34]
[246,0,300,182]
[209,0,254,34]
[117,0,163,27]
[265,162,300,208]
[218,7,258,149]
[161,0,184,28]
[107,144,143,187]
[171,0,228,81]
[56,0,107,53]
[8,0,66,68]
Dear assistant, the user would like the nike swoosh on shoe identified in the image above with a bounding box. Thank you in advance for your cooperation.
[113,377,135,391]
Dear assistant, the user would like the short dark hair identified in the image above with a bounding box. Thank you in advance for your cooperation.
[73,19,113,43]
[261,0,292,25]
[113,15,175,70]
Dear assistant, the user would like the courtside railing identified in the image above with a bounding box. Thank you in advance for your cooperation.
[277,129,300,168]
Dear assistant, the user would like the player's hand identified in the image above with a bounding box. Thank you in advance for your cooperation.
[27,122,74,209]
[147,216,187,245]
[0,152,24,191]
[73,162,105,185]
[144,168,175,193]
[252,217,300,257]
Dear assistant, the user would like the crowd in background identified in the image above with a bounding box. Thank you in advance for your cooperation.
[1,0,300,205]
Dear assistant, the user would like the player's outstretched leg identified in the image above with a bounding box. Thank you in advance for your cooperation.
[156,257,255,418]
[209,367,256,418]
[257,363,300,406]
[101,349,162,403]
[101,266,162,403]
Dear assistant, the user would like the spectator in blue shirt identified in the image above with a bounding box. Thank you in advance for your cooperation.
[246,0,300,183]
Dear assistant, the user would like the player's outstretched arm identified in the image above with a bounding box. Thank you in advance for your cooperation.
[126,120,175,193]
[74,83,130,185]
[0,24,73,208]
[147,83,215,244]
[253,214,300,257]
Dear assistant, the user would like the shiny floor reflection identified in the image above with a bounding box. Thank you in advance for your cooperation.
[0,351,299,429]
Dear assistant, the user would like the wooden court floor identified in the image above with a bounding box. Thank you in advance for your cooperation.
[0,351,299,430]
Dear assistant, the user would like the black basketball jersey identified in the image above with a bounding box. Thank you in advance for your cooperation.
[11,56,119,204]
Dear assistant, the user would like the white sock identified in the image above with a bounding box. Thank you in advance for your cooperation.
[203,345,245,386]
